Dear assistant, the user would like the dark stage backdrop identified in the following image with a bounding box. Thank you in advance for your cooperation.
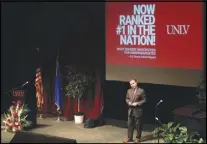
[1,2,105,116]
[103,81,198,124]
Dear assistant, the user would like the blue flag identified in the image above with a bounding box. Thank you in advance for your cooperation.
[55,50,62,114]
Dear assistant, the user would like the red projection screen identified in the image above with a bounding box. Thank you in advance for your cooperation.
[106,2,203,87]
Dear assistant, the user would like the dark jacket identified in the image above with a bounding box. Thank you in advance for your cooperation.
[126,87,146,117]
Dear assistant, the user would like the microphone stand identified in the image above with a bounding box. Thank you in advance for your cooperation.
[38,104,43,119]
[155,102,160,144]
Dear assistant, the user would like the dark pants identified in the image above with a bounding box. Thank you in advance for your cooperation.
[127,115,143,140]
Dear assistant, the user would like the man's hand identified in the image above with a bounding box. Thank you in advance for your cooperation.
[128,102,132,105]
[131,102,139,106]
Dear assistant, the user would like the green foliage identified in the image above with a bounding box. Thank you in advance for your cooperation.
[64,66,94,99]
[153,121,206,143]
[19,104,32,129]
[74,112,84,116]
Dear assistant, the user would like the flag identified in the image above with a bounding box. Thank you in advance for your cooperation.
[35,68,44,109]
[55,50,62,114]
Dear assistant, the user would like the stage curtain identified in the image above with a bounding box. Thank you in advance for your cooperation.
[41,61,104,120]
[92,75,104,118]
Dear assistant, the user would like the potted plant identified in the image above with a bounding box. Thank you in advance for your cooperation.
[153,121,206,143]
[65,66,93,124]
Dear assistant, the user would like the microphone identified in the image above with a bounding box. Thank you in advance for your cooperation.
[21,81,29,87]
[156,100,163,107]
[155,100,163,144]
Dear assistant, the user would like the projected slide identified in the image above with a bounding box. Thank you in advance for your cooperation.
[106,2,203,87]
[106,2,203,70]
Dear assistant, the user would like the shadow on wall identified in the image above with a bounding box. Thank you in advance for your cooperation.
[103,81,198,124]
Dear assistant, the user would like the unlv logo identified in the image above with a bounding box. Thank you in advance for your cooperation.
[166,25,190,35]
[12,90,25,97]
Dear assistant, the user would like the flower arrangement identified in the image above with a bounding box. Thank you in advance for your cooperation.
[1,100,32,133]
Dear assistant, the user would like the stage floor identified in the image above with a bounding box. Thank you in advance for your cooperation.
[1,115,163,143]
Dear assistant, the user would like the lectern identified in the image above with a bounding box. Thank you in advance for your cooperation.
[11,83,37,129]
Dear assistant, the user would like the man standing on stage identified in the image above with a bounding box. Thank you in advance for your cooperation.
[124,79,146,143]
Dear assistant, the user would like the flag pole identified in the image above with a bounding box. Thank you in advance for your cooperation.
[36,48,44,119]
[56,49,62,122]
[57,111,61,122]
[39,104,43,119]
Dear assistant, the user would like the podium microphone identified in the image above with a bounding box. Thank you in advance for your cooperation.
[21,81,29,87]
